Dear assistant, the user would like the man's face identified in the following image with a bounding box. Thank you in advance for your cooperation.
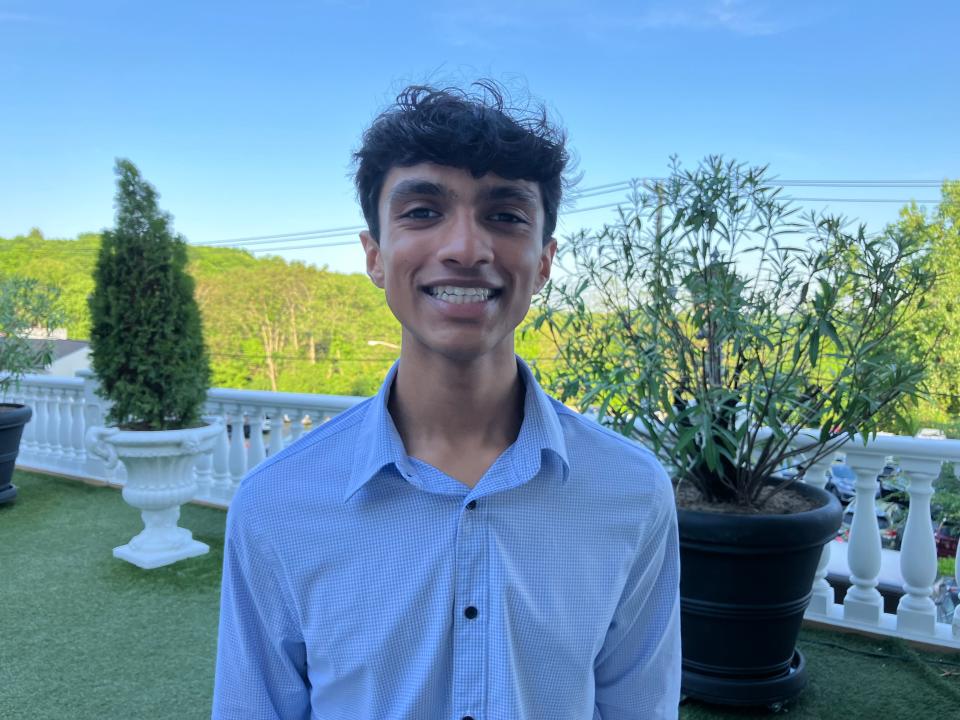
[360,163,556,363]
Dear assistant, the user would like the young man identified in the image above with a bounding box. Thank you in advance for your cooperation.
[213,83,681,719]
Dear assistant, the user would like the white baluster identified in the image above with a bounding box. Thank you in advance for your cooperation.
[228,406,247,489]
[46,388,62,458]
[22,386,38,456]
[268,408,284,456]
[210,407,232,501]
[842,450,884,624]
[289,409,304,443]
[71,392,86,461]
[60,392,75,460]
[804,455,837,615]
[896,458,943,635]
[246,408,267,469]
[35,387,50,455]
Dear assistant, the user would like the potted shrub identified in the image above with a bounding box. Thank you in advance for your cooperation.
[0,276,63,504]
[85,159,219,569]
[534,156,936,706]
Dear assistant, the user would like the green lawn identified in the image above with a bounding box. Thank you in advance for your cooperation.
[2,469,960,719]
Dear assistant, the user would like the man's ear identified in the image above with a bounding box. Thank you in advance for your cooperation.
[360,231,385,289]
[535,238,557,294]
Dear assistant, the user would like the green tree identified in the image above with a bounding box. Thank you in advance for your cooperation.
[893,181,960,419]
[88,159,211,430]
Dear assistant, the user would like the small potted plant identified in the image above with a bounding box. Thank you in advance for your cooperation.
[0,276,63,504]
[85,159,219,569]
[535,156,936,706]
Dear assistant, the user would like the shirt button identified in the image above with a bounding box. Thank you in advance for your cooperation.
[466,500,477,510]
[464,605,478,619]
[463,716,475,720]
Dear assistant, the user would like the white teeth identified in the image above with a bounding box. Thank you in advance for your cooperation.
[428,286,495,304]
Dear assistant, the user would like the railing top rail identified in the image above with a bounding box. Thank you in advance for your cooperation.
[840,433,960,464]
[5,374,85,391]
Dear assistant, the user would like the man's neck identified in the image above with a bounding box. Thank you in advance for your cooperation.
[388,342,524,486]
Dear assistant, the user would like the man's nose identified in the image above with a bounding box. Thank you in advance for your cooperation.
[437,212,494,267]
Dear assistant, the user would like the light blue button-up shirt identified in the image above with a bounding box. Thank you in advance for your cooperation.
[213,359,680,719]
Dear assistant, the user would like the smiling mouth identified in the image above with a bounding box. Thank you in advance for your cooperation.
[423,285,502,304]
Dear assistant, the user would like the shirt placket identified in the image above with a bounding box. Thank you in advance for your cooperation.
[452,497,485,720]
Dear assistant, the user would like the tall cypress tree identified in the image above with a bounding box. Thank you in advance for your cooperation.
[89,159,211,430]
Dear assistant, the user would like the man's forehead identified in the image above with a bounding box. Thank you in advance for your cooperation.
[381,163,542,205]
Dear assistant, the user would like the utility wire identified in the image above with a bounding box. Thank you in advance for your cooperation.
[194,178,949,249]
[248,196,942,254]
[1,180,949,257]
[194,224,367,247]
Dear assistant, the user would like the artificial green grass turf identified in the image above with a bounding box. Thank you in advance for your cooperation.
[0,470,225,720]
[3,469,960,719]
[680,625,960,718]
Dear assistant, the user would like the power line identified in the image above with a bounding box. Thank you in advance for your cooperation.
[2,178,950,257]
[194,224,367,247]
[194,178,948,251]
[248,239,359,254]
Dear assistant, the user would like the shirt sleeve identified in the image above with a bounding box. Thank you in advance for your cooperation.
[212,498,311,719]
[593,474,682,719]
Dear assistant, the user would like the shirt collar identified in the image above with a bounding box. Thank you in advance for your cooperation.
[343,356,569,503]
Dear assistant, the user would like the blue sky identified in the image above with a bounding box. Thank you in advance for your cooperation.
[2,0,957,274]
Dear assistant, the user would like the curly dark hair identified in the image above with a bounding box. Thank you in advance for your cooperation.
[353,81,570,244]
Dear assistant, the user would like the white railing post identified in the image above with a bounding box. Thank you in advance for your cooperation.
[71,390,86,461]
[289,410,305,443]
[803,453,837,615]
[841,448,885,624]
[35,386,50,454]
[227,405,247,491]
[60,392,75,461]
[269,408,285,456]
[46,387,62,458]
[895,457,943,635]
[246,407,267,470]
[210,413,232,502]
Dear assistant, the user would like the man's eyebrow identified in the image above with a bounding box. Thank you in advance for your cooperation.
[483,185,539,206]
[386,180,453,205]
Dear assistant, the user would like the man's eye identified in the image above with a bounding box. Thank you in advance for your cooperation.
[490,212,526,224]
[403,207,440,220]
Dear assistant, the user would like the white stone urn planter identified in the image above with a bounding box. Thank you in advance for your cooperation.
[85,421,223,569]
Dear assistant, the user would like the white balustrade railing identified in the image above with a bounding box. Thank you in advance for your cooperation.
[6,371,960,649]
[799,433,960,650]
[2,370,366,506]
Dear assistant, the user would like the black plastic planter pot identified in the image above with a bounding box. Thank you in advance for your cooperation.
[0,403,32,505]
[678,481,842,708]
